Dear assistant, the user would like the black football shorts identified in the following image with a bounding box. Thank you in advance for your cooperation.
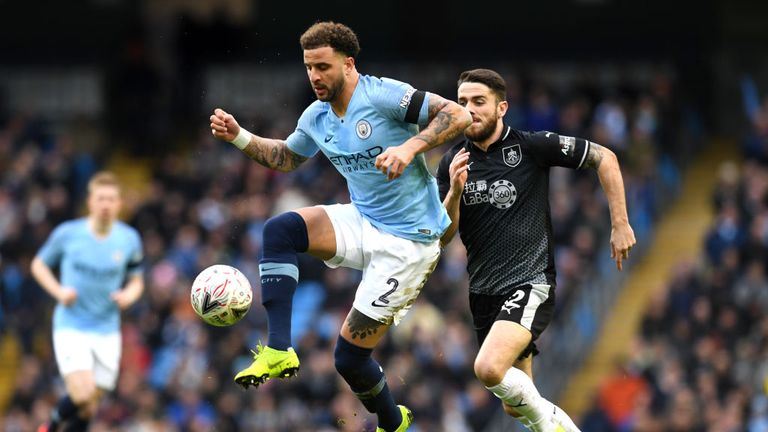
[469,283,555,359]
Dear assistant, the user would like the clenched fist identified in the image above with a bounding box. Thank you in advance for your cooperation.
[375,144,417,181]
[210,108,241,142]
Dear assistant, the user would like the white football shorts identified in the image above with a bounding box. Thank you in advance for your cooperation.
[53,329,121,391]
[320,203,441,325]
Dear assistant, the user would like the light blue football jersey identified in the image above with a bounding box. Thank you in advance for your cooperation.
[36,218,144,334]
[286,74,450,242]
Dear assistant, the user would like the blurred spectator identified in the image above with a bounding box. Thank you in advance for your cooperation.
[596,360,650,430]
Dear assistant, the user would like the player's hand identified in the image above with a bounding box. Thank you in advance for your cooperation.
[375,144,417,180]
[210,108,241,142]
[449,148,470,193]
[611,222,636,271]
[57,287,77,306]
[111,290,136,310]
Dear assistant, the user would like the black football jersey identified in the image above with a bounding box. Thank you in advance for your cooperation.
[436,125,591,295]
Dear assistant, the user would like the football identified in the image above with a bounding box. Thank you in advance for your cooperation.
[191,264,253,327]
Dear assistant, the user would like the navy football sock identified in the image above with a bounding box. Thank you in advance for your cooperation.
[50,395,78,430]
[260,212,308,350]
[259,262,298,350]
[334,336,402,431]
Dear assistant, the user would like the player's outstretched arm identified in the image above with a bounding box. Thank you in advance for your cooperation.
[440,148,470,246]
[30,257,77,305]
[210,108,308,172]
[375,95,471,180]
[584,143,637,271]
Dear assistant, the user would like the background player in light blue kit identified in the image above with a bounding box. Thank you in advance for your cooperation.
[31,172,144,432]
[210,21,470,432]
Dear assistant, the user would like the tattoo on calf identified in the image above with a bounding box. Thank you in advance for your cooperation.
[346,309,383,340]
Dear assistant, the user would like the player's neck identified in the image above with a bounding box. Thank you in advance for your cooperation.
[473,122,506,152]
[330,71,360,117]
[88,217,114,238]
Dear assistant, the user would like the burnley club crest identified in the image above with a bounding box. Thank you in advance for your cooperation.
[503,144,521,167]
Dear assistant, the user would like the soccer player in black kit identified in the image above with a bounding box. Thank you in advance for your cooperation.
[437,69,636,432]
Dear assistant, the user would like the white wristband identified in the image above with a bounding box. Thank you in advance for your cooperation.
[231,128,253,150]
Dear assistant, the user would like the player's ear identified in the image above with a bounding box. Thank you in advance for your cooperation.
[497,100,509,118]
[344,56,355,74]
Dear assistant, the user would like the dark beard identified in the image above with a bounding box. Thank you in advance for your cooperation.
[464,118,497,143]
[317,77,345,102]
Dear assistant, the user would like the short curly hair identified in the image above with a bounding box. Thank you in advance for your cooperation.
[300,21,360,59]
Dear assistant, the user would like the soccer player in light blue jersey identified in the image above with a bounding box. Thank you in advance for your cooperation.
[210,21,470,432]
[31,172,144,432]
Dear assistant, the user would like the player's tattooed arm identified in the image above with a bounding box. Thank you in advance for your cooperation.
[242,138,308,172]
[410,94,472,152]
[583,142,605,170]
[210,108,307,172]
[375,94,471,180]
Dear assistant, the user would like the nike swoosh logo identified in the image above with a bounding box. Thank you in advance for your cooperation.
[510,398,527,408]
[261,266,281,272]
[324,135,333,143]
[266,359,285,368]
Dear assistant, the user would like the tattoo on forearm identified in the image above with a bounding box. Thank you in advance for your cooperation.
[245,139,307,171]
[415,102,456,147]
[290,151,308,168]
[346,308,383,340]
[413,134,431,145]
[584,143,605,170]
[270,147,280,167]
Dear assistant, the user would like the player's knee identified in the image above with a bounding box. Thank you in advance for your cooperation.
[334,340,362,375]
[474,356,506,387]
[262,212,309,256]
[334,337,372,386]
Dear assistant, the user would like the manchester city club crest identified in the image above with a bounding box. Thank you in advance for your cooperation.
[502,144,521,167]
[356,119,372,139]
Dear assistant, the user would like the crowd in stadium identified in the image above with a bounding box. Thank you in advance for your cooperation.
[580,82,768,432]
[1,69,688,431]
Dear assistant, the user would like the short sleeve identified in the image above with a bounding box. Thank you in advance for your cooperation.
[126,230,144,276]
[286,106,320,158]
[368,77,430,126]
[528,131,591,169]
[36,223,69,267]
